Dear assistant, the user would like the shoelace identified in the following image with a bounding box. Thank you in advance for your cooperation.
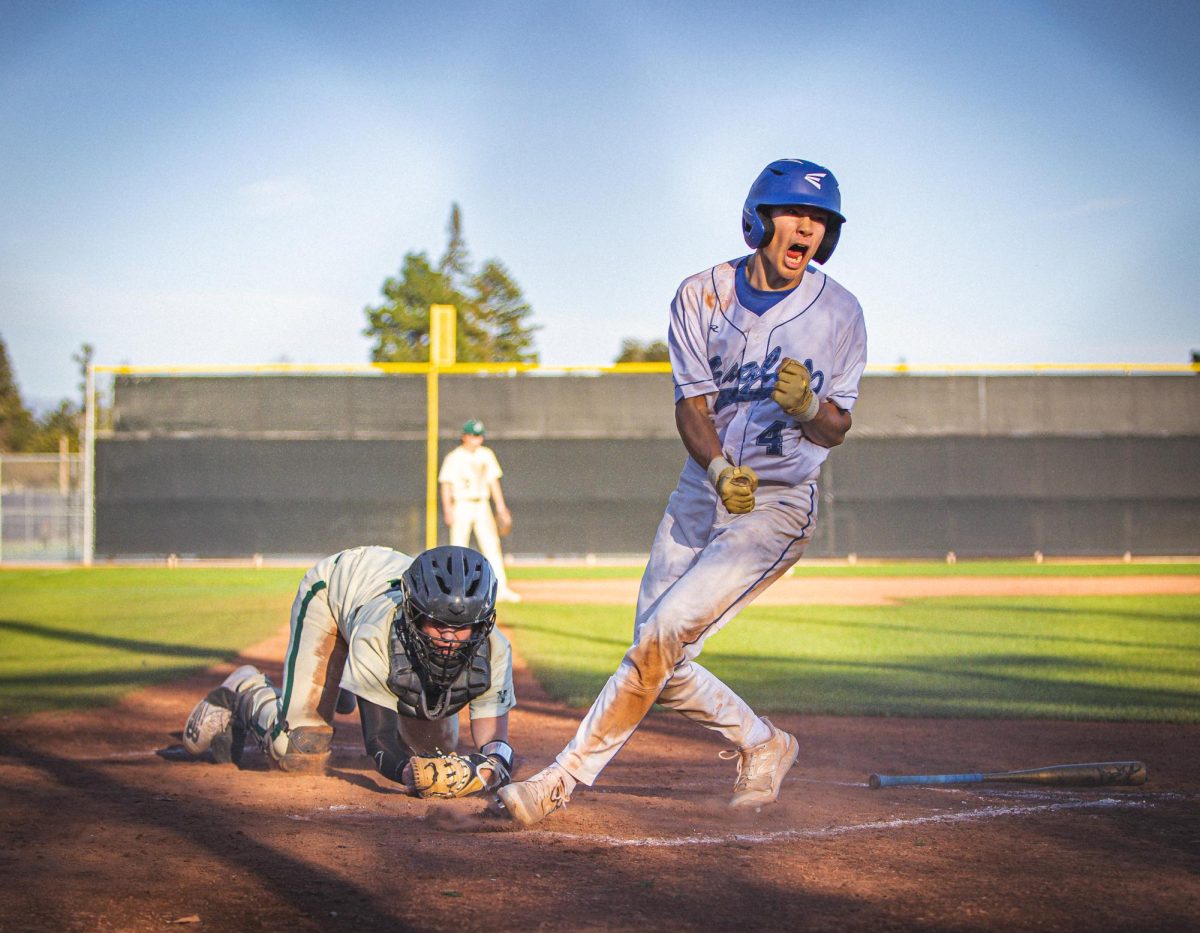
[531,771,569,812]
[720,746,771,790]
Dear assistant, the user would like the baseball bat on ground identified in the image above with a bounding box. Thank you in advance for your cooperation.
[868,761,1147,789]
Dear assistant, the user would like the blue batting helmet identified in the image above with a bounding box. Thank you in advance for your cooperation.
[741,159,846,264]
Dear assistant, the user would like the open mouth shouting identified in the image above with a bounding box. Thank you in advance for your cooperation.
[785,241,809,267]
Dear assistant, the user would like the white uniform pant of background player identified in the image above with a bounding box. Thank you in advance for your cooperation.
[229,555,458,762]
[449,498,511,595]
[556,463,817,785]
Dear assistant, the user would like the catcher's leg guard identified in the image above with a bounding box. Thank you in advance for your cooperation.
[204,688,249,765]
[276,725,334,775]
[183,685,239,761]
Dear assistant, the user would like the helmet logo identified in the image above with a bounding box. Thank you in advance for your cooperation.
[804,172,826,189]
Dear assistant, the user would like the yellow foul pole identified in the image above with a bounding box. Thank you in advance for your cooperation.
[426,305,457,550]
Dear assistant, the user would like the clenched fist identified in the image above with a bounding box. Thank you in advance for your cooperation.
[708,457,759,514]
[772,357,820,422]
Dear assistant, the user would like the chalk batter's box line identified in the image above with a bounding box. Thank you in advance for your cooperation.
[288,796,1164,845]
[529,798,1152,848]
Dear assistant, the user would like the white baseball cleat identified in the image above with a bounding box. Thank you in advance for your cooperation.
[497,588,523,603]
[496,764,572,826]
[723,718,799,810]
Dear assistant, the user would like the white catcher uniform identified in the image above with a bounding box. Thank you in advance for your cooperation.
[556,258,867,784]
[438,445,512,594]
[233,545,516,761]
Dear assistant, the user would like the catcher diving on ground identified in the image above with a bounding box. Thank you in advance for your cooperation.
[181,545,516,799]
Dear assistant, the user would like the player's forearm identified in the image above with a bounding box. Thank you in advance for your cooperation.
[675,395,723,469]
[358,698,412,784]
[800,402,852,448]
[469,713,508,750]
[488,480,508,512]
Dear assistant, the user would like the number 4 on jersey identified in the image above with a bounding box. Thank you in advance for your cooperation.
[754,420,786,456]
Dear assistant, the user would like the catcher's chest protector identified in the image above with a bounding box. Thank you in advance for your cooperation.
[387,637,491,721]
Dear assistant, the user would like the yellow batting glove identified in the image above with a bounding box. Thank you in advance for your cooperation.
[708,456,759,514]
[771,357,820,422]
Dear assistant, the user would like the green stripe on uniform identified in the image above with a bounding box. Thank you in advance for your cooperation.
[273,579,327,739]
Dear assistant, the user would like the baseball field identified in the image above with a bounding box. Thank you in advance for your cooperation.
[1,562,1198,930]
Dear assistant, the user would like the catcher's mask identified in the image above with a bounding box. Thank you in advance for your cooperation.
[396,546,497,688]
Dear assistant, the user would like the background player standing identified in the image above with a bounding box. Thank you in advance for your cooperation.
[182,545,517,798]
[439,419,521,602]
[498,158,868,825]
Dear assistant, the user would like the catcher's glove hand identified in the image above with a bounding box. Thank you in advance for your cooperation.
[409,751,510,799]
[771,357,821,422]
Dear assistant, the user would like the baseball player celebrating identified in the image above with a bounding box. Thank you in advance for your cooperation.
[182,545,517,799]
[498,158,867,825]
[439,419,521,602]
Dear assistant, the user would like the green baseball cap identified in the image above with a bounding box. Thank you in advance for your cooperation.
[462,419,485,436]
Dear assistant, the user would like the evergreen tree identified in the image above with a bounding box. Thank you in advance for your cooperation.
[27,401,79,453]
[438,203,471,289]
[364,206,539,364]
[364,252,461,362]
[467,259,539,364]
[0,336,35,452]
[0,337,90,452]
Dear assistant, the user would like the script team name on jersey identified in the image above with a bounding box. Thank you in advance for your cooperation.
[708,348,826,414]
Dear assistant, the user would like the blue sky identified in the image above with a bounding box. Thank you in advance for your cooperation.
[2,0,1197,408]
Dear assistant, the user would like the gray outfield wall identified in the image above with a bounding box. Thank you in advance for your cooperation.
[96,373,1200,559]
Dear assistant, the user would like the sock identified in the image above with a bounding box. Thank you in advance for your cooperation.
[742,717,772,749]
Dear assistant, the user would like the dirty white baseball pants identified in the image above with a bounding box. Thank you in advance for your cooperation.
[556,465,817,785]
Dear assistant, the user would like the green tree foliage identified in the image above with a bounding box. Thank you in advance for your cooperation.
[364,204,540,364]
[614,337,670,363]
[0,337,36,451]
[0,335,86,453]
[71,342,94,410]
[469,259,537,363]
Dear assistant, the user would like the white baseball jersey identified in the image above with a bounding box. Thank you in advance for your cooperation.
[556,260,867,785]
[669,257,867,483]
[438,446,503,501]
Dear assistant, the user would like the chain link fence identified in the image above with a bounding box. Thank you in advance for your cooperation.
[0,453,83,562]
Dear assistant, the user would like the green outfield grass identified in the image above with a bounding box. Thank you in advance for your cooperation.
[506,560,1200,580]
[1,567,1197,721]
[0,568,297,715]
[501,596,1200,722]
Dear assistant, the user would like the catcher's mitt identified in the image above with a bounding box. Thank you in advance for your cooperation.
[410,751,510,799]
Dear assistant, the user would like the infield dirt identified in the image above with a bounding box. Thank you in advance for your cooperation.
[0,575,1197,931]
